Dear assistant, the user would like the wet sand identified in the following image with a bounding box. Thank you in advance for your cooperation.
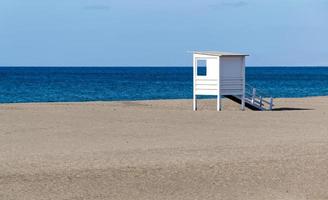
[1,97,328,200]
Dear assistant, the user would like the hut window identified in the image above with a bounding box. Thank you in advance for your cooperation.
[197,60,207,76]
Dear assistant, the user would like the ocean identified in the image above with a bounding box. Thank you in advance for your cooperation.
[0,67,327,103]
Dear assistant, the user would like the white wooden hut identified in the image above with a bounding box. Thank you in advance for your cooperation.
[192,51,273,111]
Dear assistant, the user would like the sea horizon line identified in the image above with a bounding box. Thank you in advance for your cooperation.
[1,65,328,68]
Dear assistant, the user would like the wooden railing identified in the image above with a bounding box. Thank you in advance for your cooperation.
[245,84,274,110]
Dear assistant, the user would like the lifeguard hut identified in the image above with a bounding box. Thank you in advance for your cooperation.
[193,51,273,111]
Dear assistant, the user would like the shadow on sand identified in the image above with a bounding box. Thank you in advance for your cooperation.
[272,107,314,111]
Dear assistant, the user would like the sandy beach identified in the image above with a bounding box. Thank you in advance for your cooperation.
[1,97,328,200]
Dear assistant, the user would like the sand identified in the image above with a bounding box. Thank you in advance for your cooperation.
[1,97,328,200]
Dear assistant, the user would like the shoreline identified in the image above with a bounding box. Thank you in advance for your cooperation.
[0,95,327,106]
[1,96,328,199]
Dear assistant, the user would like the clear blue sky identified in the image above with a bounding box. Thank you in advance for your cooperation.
[1,0,327,66]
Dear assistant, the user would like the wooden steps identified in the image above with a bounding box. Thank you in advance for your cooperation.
[225,85,274,111]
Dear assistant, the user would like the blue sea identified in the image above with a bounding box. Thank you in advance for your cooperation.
[0,67,327,103]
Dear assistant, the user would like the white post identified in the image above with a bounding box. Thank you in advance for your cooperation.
[252,88,256,104]
[193,55,197,111]
[217,95,221,111]
[269,97,273,110]
[241,57,246,111]
[217,57,221,111]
